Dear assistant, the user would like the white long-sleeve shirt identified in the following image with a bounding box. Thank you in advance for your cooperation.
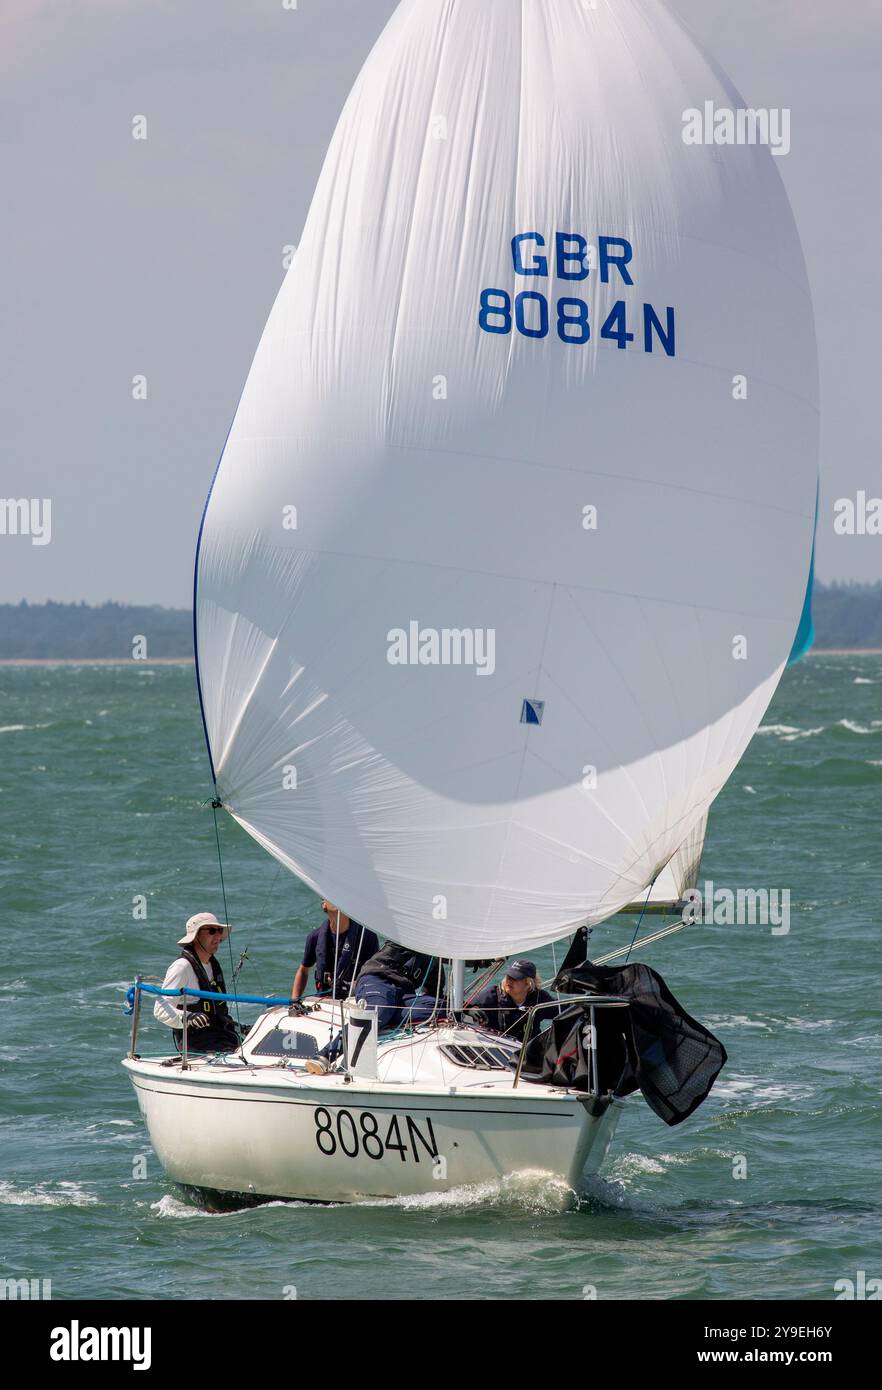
[153,956,205,1029]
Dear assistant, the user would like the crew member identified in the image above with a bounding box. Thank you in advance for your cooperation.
[290,901,379,1004]
[466,959,555,1042]
[353,942,445,1028]
[153,912,241,1054]
[306,942,445,1074]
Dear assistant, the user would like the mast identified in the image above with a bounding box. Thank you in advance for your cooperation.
[451,960,465,1013]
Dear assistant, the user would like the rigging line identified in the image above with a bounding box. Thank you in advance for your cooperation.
[594,915,693,964]
[232,859,285,987]
[624,877,655,965]
[330,908,342,1047]
[412,961,445,1081]
[345,923,369,1000]
[403,956,439,1033]
[332,909,342,995]
[463,958,506,1006]
[210,798,240,1031]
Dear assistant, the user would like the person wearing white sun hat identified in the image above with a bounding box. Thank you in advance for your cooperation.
[153,912,242,1054]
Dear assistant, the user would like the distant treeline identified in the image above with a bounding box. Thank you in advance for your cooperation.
[812,581,882,649]
[0,601,192,659]
[1,585,882,657]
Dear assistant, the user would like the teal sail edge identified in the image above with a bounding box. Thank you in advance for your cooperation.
[788,486,819,666]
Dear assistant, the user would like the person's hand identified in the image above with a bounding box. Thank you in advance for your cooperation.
[186,1013,210,1030]
[288,998,307,1016]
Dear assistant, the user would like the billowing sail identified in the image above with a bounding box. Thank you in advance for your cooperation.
[195,0,818,958]
[622,812,708,914]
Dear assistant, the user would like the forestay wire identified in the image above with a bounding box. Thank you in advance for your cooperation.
[624,878,655,965]
[210,798,240,1029]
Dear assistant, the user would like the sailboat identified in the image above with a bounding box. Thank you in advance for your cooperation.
[124,0,818,1205]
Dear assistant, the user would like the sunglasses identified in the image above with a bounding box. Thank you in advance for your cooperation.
[202,926,224,936]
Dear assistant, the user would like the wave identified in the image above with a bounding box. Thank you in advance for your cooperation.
[0,1181,98,1208]
[706,1014,773,1032]
[358,1170,577,1214]
[753,718,882,741]
[150,1194,233,1219]
[608,1152,669,1179]
[714,1075,815,1107]
[151,1170,578,1217]
[0,722,52,734]
[756,724,825,741]
[707,1015,835,1035]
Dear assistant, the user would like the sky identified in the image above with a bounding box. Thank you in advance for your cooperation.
[2,0,880,605]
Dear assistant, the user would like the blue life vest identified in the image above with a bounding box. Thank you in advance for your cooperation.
[313,920,372,997]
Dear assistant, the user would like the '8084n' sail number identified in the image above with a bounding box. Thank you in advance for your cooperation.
[313,1106,439,1162]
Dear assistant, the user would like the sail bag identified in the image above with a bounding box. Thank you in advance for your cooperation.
[549,959,728,1124]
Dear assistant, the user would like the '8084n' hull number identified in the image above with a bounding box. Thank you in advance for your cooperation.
[313,1107,438,1163]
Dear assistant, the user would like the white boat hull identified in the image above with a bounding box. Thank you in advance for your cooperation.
[124,1008,623,1204]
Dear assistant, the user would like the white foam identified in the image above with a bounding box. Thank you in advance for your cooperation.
[0,1181,98,1208]
[758,723,825,741]
[150,1195,205,1219]
[706,1014,772,1031]
[714,1075,814,1106]
[358,1169,576,1213]
[0,722,51,733]
[777,1016,835,1033]
[610,1152,668,1178]
[838,719,882,735]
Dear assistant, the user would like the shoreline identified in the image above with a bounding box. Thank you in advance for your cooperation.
[0,657,195,667]
[1,650,881,667]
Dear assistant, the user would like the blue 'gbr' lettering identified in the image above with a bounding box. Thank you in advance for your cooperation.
[511,232,634,284]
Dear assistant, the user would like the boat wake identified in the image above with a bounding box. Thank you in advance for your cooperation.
[152,1172,582,1218]
[357,1170,578,1215]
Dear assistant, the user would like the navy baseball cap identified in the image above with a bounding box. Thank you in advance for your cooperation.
[505,959,536,980]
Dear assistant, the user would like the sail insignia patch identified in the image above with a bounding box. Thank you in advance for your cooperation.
[520,699,545,726]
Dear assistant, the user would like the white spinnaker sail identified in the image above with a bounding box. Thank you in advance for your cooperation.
[195,0,818,958]
[623,812,708,913]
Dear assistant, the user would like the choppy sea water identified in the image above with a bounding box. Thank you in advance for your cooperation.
[1,655,880,1301]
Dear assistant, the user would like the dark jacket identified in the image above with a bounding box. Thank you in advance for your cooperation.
[356,942,445,997]
[467,982,556,1042]
[305,920,380,997]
